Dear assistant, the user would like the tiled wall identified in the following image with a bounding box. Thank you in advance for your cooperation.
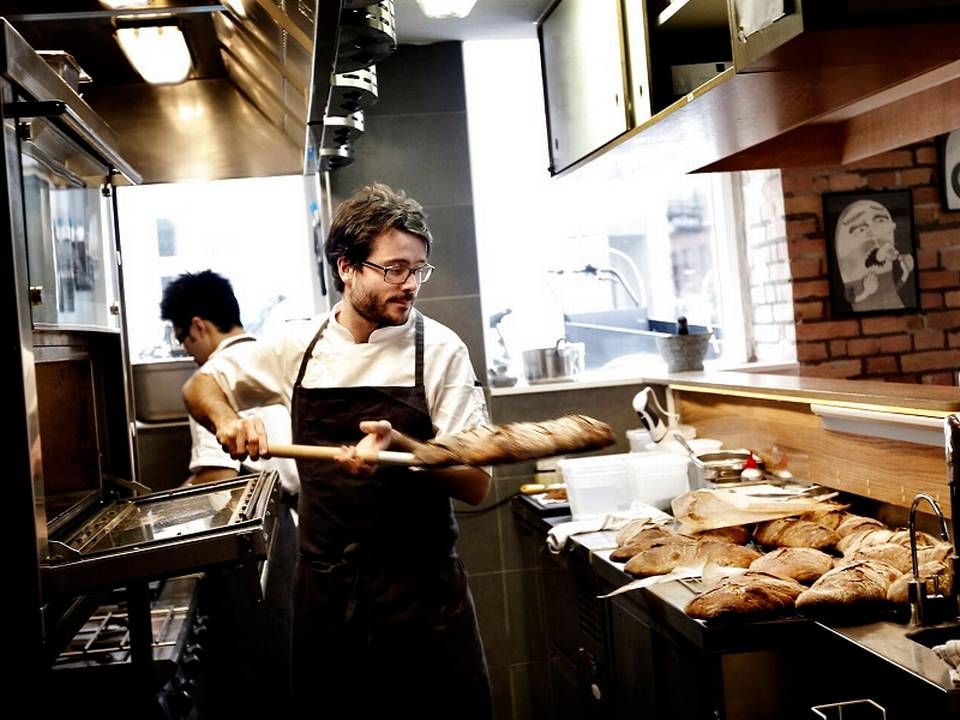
[470,383,647,718]
[330,42,485,383]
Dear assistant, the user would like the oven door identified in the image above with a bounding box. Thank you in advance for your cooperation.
[41,471,279,596]
[19,113,119,331]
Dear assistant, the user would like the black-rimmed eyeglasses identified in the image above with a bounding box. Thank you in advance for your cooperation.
[360,261,435,285]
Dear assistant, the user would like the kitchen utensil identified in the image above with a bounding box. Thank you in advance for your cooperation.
[269,414,615,467]
[655,330,712,372]
[687,449,761,489]
[522,339,585,383]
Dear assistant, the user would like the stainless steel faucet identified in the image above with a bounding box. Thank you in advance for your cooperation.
[907,492,952,626]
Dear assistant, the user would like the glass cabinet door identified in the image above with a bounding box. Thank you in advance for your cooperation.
[20,115,119,330]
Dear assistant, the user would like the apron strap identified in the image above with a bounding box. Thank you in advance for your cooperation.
[414,311,424,388]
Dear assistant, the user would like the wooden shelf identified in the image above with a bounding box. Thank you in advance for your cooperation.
[656,0,729,32]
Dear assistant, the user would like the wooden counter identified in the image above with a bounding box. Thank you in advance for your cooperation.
[640,371,960,416]
[641,372,959,517]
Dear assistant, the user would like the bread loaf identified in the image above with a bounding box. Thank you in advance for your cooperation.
[887,561,953,604]
[849,543,913,574]
[795,560,902,610]
[887,529,940,549]
[749,547,834,584]
[615,520,671,548]
[623,537,760,578]
[693,525,751,545]
[799,508,850,531]
[753,518,840,550]
[837,528,894,556]
[624,536,699,577]
[685,572,805,620]
[835,515,886,538]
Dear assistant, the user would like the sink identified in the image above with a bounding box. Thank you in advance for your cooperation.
[906,623,960,649]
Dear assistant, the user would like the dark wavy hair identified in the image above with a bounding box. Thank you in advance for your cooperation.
[160,269,242,333]
[325,183,432,292]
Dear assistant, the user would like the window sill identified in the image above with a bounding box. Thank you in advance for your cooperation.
[487,358,799,397]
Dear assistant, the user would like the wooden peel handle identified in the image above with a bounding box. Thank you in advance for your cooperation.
[267,443,419,466]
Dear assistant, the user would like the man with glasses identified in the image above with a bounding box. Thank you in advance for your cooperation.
[183,183,492,718]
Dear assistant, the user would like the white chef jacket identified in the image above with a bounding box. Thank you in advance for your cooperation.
[200,304,489,441]
[190,333,300,495]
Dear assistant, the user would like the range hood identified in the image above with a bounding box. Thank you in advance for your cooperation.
[2,0,397,183]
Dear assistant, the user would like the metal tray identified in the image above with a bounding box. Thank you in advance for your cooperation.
[41,472,279,596]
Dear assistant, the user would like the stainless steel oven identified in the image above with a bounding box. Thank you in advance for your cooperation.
[0,19,280,693]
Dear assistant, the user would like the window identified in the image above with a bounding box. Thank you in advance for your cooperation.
[117,175,321,360]
[463,39,795,382]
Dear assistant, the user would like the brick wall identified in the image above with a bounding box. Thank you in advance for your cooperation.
[783,139,960,385]
[742,168,796,362]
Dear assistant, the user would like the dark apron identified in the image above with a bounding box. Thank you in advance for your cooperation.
[290,312,491,718]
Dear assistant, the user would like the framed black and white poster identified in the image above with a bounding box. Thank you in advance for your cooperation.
[823,189,920,317]
[941,129,960,211]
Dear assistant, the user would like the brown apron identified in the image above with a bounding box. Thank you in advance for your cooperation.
[290,312,491,717]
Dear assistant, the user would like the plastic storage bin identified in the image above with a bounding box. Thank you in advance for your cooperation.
[626,451,690,511]
[557,454,633,520]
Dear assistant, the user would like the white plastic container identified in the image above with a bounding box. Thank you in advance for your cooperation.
[557,454,633,520]
[626,451,691,511]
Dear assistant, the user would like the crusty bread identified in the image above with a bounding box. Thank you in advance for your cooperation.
[835,515,886,538]
[920,542,955,565]
[624,536,699,577]
[887,529,940,549]
[615,520,672,548]
[749,547,834,584]
[693,525,751,545]
[799,508,850,531]
[623,537,759,578]
[412,414,615,466]
[849,543,913,574]
[837,528,894,556]
[887,561,953,603]
[753,518,840,550]
[611,524,682,561]
[795,560,902,609]
[685,572,805,620]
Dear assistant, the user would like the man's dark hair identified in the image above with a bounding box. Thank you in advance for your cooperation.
[325,182,432,292]
[160,269,242,333]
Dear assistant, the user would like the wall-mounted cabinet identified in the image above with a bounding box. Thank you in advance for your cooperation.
[539,0,633,174]
[538,0,960,176]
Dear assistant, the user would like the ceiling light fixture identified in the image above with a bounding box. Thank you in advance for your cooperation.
[115,23,192,84]
[415,0,478,19]
[99,0,152,8]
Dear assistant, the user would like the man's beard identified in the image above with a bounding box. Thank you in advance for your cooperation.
[350,285,416,327]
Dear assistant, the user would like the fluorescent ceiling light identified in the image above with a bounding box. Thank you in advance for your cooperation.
[415,0,478,19]
[115,25,192,84]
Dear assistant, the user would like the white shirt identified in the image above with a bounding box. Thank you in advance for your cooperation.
[201,305,489,440]
[190,333,300,494]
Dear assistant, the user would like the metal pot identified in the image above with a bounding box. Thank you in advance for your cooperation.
[688,449,760,489]
[522,340,585,384]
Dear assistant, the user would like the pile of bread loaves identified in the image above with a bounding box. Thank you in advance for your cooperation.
[610,507,954,621]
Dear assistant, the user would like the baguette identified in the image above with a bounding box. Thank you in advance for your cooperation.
[685,572,805,620]
[749,547,834,584]
[753,518,840,551]
[412,414,615,466]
